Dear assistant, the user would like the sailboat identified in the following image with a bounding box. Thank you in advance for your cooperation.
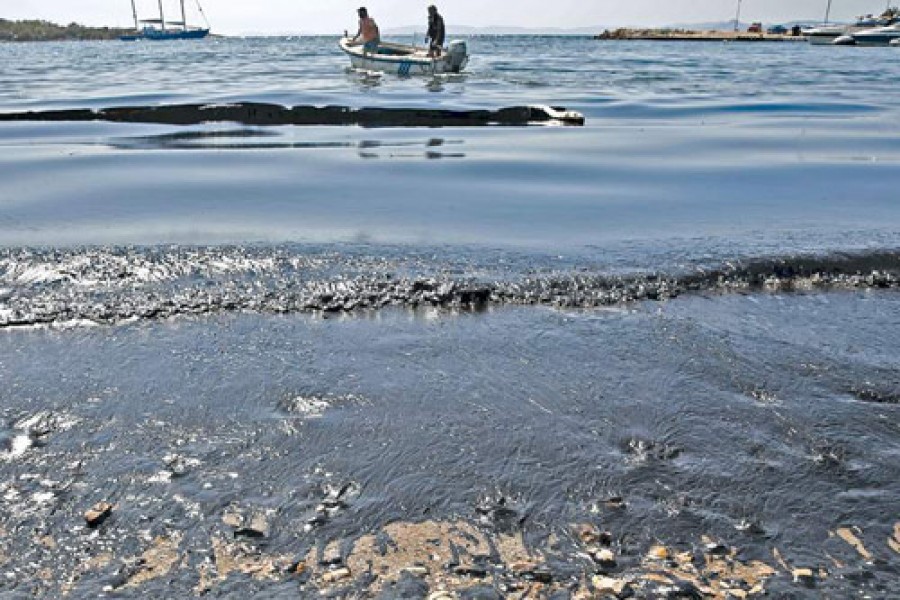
[120,0,210,41]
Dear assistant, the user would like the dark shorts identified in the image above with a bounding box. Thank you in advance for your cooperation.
[364,40,379,53]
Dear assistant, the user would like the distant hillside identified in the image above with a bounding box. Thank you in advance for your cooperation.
[0,19,131,42]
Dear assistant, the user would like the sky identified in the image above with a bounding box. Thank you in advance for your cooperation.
[4,1,894,34]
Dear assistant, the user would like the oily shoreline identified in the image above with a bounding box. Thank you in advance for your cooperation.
[2,389,897,599]
[1,247,898,329]
[2,295,899,597]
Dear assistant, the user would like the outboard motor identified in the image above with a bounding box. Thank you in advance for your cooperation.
[446,40,469,73]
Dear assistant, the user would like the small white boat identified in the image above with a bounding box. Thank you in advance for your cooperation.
[892,38,900,45]
[339,38,469,76]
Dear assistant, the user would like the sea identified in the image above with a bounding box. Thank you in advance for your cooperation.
[0,36,898,598]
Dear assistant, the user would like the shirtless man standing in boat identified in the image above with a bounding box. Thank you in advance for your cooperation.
[350,7,380,55]
[426,5,446,58]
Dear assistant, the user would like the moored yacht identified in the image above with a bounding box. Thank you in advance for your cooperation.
[806,15,888,45]
[847,22,900,45]
[805,2,896,45]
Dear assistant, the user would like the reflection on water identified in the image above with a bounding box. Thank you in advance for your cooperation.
[109,128,466,158]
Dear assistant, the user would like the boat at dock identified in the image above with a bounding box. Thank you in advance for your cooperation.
[338,38,469,76]
[120,0,210,41]
[805,3,899,45]
[805,18,889,45]
[838,22,900,45]
[805,22,875,45]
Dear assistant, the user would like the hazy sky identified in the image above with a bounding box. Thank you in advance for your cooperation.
[4,1,893,34]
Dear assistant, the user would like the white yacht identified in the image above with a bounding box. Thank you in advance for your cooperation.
[848,22,900,45]
[805,1,895,45]
[805,15,886,45]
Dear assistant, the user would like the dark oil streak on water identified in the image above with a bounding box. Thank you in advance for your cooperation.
[0,103,586,127]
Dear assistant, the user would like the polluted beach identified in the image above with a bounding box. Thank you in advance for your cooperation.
[1,1,900,599]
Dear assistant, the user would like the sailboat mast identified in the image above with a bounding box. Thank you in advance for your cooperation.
[181,0,188,30]
[734,0,743,32]
[824,0,833,25]
[158,0,166,31]
[130,0,139,30]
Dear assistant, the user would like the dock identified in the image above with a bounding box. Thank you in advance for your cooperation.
[597,28,808,42]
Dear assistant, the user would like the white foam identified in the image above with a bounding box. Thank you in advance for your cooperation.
[287,396,331,418]
[2,434,32,461]
[148,471,173,484]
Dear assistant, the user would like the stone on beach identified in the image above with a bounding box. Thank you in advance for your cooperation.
[84,502,113,528]
[591,575,630,595]
[835,527,872,561]
[792,567,815,586]
[890,523,900,555]
[647,545,669,560]
[321,566,351,583]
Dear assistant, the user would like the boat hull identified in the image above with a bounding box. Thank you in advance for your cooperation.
[120,28,210,41]
[852,33,900,46]
[807,32,842,45]
[339,39,468,76]
[805,25,847,45]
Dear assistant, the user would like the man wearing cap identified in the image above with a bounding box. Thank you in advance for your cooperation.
[350,7,380,55]
[426,5,446,58]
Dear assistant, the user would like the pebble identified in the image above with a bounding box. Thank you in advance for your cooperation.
[509,561,538,574]
[792,567,815,586]
[593,548,617,569]
[84,502,113,528]
[222,511,242,528]
[704,542,730,556]
[454,565,489,578]
[603,497,626,510]
[574,523,600,545]
[647,545,669,560]
[591,575,629,595]
[321,567,351,583]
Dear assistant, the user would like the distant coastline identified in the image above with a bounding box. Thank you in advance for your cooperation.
[0,19,131,42]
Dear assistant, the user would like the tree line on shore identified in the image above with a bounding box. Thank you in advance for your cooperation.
[0,19,131,42]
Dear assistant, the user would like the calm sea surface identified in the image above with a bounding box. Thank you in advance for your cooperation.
[0,37,898,598]
[1,36,899,252]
